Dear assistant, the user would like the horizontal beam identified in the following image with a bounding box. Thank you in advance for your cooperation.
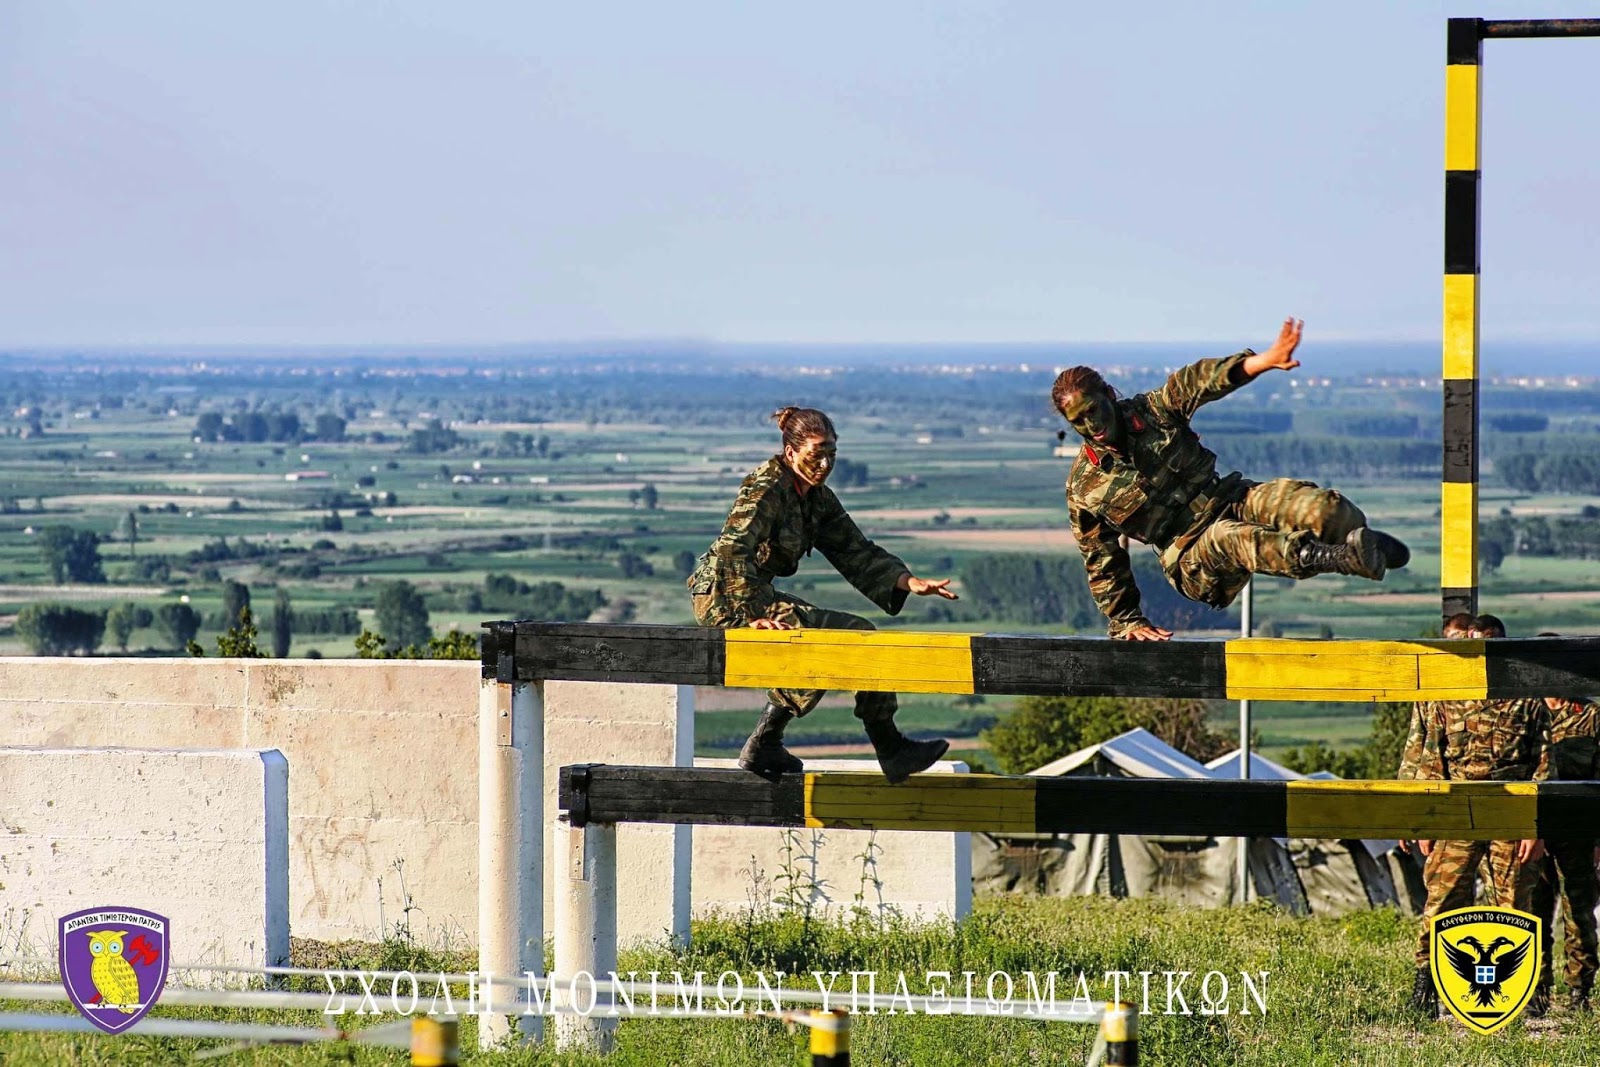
[559,765,1600,841]
[1482,18,1600,38]
[483,622,1600,701]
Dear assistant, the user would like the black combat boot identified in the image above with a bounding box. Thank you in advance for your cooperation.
[1529,982,1551,1018]
[1296,527,1389,581]
[1368,528,1411,570]
[865,720,949,785]
[738,703,804,779]
[1408,965,1438,1018]
[1567,986,1591,1014]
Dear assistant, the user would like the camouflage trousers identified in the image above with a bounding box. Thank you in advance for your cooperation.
[691,588,897,723]
[1530,839,1600,996]
[1173,478,1367,608]
[1414,839,1544,968]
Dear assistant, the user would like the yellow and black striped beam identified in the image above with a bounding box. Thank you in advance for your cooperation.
[1440,17,1600,620]
[483,622,1600,701]
[1442,16,1482,620]
[559,764,1600,841]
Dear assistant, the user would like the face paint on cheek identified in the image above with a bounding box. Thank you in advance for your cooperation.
[792,444,837,485]
[1063,393,1117,442]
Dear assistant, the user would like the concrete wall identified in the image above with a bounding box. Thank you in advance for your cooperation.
[0,658,481,946]
[0,746,289,968]
[0,659,969,947]
[692,758,972,921]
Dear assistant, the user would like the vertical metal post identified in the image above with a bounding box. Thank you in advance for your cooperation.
[410,1017,460,1065]
[1100,1001,1138,1065]
[478,680,545,1048]
[809,1009,851,1066]
[1237,579,1252,903]
[554,821,618,1053]
[1442,17,1483,620]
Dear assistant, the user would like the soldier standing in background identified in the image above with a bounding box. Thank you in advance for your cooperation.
[688,406,957,783]
[1397,613,1550,1017]
[1052,318,1410,640]
[1531,632,1600,1013]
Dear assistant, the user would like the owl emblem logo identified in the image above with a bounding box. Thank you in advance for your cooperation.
[58,907,169,1034]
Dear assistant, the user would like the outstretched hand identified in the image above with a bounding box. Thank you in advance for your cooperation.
[749,618,795,630]
[901,575,959,600]
[1117,623,1173,641]
[1244,317,1303,377]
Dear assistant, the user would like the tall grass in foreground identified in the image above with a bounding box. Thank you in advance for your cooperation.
[4,895,1597,1065]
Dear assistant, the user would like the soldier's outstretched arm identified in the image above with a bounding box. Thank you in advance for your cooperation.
[1071,502,1166,640]
[1239,318,1303,379]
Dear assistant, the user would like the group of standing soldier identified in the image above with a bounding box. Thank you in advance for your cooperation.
[1398,612,1600,1017]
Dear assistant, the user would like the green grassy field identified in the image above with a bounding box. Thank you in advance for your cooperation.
[5,898,1595,1065]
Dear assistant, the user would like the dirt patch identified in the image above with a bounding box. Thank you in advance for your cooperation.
[0,584,167,599]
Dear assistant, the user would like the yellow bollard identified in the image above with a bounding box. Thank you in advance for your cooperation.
[809,1008,850,1066]
[411,1016,460,1066]
[1100,1001,1137,1065]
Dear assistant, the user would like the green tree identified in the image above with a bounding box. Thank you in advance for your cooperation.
[673,550,698,579]
[375,580,431,649]
[119,510,140,557]
[982,694,1233,774]
[105,602,152,652]
[271,588,293,658]
[38,526,105,584]
[640,483,659,510]
[155,602,202,650]
[15,604,106,656]
[222,580,251,628]
[216,605,264,657]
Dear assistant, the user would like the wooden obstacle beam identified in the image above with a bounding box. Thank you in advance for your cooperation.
[482,623,1600,701]
[559,765,1600,841]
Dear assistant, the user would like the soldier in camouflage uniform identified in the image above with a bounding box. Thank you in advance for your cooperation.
[1396,614,1551,1016]
[689,405,958,783]
[1529,632,1600,1012]
[1052,318,1410,639]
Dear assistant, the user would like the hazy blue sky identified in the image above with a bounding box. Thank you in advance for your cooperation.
[4,2,1599,347]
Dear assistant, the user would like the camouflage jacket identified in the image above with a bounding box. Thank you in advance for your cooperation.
[1066,352,1251,636]
[1396,698,1550,782]
[688,457,910,625]
[1544,697,1600,780]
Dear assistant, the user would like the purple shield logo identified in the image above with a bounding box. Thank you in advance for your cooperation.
[58,907,170,1035]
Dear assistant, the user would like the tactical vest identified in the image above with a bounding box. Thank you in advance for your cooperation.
[1070,396,1241,555]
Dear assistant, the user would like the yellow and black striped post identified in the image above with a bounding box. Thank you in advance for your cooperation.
[410,1017,459,1066]
[1101,1001,1137,1065]
[1442,16,1482,621]
[809,1008,850,1066]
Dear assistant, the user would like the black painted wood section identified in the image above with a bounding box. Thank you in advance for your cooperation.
[1033,777,1287,836]
[1447,17,1483,63]
[560,765,807,828]
[1441,378,1479,483]
[1485,636,1600,698]
[509,623,725,685]
[1444,173,1480,275]
[972,636,1227,697]
[1537,783,1600,837]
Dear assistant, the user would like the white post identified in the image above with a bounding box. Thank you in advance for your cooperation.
[478,680,545,1048]
[1237,579,1253,904]
[554,820,618,1052]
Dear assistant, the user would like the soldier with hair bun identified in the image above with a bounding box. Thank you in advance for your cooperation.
[687,406,958,783]
[1052,318,1410,640]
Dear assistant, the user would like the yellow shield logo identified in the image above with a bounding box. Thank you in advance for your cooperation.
[1431,906,1543,1034]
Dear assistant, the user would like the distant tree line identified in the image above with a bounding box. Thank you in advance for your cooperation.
[946,552,1228,632]
[193,411,346,444]
[1480,509,1600,565]
[1494,452,1600,495]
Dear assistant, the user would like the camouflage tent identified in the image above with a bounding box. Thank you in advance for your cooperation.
[972,729,1420,915]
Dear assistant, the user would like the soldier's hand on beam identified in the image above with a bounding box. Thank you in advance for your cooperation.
[1516,838,1545,864]
[1417,839,1433,857]
[749,618,795,630]
[1117,623,1173,641]
[1243,317,1303,377]
[900,575,959,600]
